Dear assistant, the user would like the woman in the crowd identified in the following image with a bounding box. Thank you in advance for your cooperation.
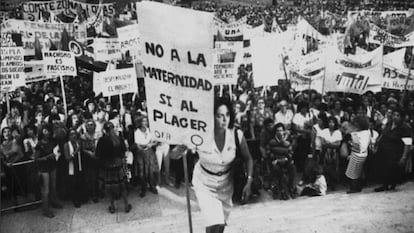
[331,100,347,123]
[96,122,131,213]
[292,101,313,172]
[63,128,85,207]
[192,97,253,233]
[374,108,412,192]
[345,116,370,193]
[23,125,39,159]
[0,127,25,199]
[133,116,159,197]
[35,124,62,218]
[311,113,328,162]
[45,104,65,124]
[80,119,100,202]
[0,104,23,130]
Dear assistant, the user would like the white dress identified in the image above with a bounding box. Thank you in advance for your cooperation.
[192,128,243,227]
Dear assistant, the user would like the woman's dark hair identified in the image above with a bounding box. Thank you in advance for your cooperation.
[1,127,10,142]
[214,97,235,129]
[38,124,53,141]
[67,127,79,140]
[134,116,147,129]
[274,122,286,131]
[318,112,328,128]
[297,101,309,112]
[392,107,406,119]
[48,113,60,124]
[327,116,339,130]
[24,124,38,138]
[103,121,114,134]
[353,116,369,131]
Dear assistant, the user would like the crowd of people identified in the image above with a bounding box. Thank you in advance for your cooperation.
[1,0,414,224]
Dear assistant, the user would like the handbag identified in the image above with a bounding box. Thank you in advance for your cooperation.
[232,128,247,203]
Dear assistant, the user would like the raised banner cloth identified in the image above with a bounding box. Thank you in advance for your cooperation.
[325,45,383,94]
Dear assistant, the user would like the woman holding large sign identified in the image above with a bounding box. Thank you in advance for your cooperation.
[192,97,253,233]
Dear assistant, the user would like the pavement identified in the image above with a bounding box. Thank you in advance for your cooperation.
[1,181,414,233]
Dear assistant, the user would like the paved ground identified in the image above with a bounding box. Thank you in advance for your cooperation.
[1,181,414,233]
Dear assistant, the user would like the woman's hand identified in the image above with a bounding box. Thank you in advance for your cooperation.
[241,180,252,203]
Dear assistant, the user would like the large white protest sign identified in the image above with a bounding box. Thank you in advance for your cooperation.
[43,50,77,76]
[214,41,243,85]
[383,48,414,90]
[91,38,122,62]
[93,68,138,97]
[117,24,141,63]
[215,16,246,41]
[21,0,115,22]
[138,2,214,152]
[0,19,86,56]
[251,33,285,87]
[325,46,383,94]
[0,47,25,93]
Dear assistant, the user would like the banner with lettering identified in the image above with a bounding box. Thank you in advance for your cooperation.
[382,48,414,90]
[369,23,414,48]
[43,50,77,76]
[0,19,86,56]
[0,46,25,92]
[214,41,243,85]
[325,45,383,94]
[215,16,246,41]
[91,38,122,62]
[93,68,138,97]
[21,0,115,22]
[251,33,285,87]
[138,2,214,152]
[117,24,141,63]
[25,60,50,84]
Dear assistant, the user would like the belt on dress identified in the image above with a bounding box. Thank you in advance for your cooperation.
[200,164,231,176]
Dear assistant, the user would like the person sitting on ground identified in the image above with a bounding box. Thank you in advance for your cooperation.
[267,123,296,200]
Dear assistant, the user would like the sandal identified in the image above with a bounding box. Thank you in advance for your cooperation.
[108,205,115,214]
[125,204,132,213]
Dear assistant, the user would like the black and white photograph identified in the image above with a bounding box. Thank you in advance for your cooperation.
[1,0,414,232]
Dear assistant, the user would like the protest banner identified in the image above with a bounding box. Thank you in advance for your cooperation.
[25,60,49,84]
[290,69,324,93]
[215,16,246,41]
[22,0,115,22]
[43,50,77,76]
[137,1,214,153]
[0,47,25,93]
[383,48,414,90]
[214,41,243,85]
[0,19,87,56]
[93,68,138,97]
[250,33,285,87]
[325,45,383,94]
[117,24,141,63]
[369,23,414,48]
[91,38,122,62]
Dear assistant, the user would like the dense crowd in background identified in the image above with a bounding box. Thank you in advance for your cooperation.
[1,0,414,218]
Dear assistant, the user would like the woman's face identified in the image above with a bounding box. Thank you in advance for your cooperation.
[36,112,43,122]
[42,128,50,139]
[27,128,34,137]
[386,109,393,118]
[51,105,58,114]
[257,99,265,110]
[88,103,95,112]
[392,112,402,124]
[71,114,79,126]
[234,103,241,113]
[334,101,341,110]
[328,120,335,130]
[86,121,96,133]
[2,128,11,141]
[215,105,230,130]
[69,131,77,141]
[142,118,149,128]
